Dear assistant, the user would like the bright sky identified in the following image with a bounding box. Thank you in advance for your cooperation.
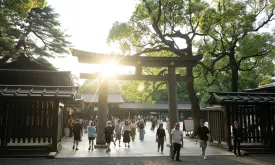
[47,0,137,77]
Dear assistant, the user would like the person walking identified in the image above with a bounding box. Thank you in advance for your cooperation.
[156,122,166,154]
[233,121,242,156]
[131,119,137,141]
[104,121,113,153]
[196,119,210,160]
[138,120,145,141]
[114,120,122,147]
[88,122,96,151]
[123,120,131,147]
[170,123,183,161]
[68,119,73,138]
[72,119,82,151]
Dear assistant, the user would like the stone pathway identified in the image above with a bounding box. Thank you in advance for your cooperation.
[56,122,233,158]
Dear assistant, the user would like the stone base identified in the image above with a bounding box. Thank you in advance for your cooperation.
[94,144,107,148]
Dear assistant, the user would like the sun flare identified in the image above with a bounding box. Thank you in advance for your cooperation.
[100,61,120,77]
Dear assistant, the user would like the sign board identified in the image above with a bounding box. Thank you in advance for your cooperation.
[184,119,194,131]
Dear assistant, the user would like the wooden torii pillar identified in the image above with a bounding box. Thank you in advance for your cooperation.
[71,48,202,146]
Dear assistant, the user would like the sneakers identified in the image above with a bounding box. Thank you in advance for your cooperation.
[76,148,79,151]
[72,146,75,150]
[204,156,207,160]
[157,148,159,152]
[161,152,164,154]
[88,146,91,150]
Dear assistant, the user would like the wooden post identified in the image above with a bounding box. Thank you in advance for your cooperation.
[51,100,59,152]
[225,105,233,151]
[168,66,178,140]
[95,79,108,148]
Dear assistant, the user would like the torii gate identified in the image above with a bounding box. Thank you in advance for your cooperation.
[71,48,202,147]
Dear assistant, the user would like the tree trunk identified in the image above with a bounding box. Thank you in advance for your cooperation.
[229,54,238,92]
[186,81,200,137]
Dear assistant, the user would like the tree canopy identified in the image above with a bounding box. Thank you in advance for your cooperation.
[0,2,70,66]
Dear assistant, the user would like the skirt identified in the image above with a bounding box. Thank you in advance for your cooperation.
[105,134,112,143]
[123,131,130,143]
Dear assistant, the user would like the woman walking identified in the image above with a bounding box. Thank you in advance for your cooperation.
[88,122,96,151]
[114,120,122,147]
[131,119,137,141]
[156,122,166,154]
[123,120,131,148]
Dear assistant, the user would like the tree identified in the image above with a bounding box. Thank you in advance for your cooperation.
[108,0,209,131]
[2,0,46,16]
[198,0,275,92]
[0,5,70,65]
[80,80,121,93]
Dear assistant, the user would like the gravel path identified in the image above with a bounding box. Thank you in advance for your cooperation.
[1,155,274,165]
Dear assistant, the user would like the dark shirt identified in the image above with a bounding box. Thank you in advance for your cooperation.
[233,127,242,139]
[156,128,166,138]
[73,123,82,135]
[197,126,210,141]
[139,123,144,129]
[105,126,114,136]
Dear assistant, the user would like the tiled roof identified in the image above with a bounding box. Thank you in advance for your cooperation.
[118,103,192,110]
[206,92,275,104]
[0,85,78,100]
[245,82,275,92]
[82,93,124,103]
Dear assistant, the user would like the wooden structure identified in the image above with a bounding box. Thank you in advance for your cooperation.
[206,92,275,152]
[71,48,202,146]
[0,85,78,153]
[0,55,81,155]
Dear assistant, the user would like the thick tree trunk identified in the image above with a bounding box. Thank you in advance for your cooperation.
[186,81,200,137]
[186,66,200,138]
[229,54,238,92]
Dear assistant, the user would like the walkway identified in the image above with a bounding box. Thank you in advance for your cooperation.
[56,122,233,158]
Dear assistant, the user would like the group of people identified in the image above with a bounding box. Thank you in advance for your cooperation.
[104,118,146,152]
[68,116,243,161]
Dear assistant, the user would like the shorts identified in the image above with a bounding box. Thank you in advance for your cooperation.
[200,140,207,148]
[89,137,95,140]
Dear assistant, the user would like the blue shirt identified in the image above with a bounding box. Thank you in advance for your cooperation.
[88,126,96,137]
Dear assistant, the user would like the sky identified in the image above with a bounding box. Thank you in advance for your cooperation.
[47,0,137,77]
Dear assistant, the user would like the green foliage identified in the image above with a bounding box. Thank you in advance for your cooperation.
[80,80,122,93]
[3,0,46,17]
[0,4,71,65]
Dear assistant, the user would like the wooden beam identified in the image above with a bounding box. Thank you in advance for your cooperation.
[80,73,193,82]
[71,48,202,67]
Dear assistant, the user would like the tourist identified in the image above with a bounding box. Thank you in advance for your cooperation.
[156,122,166,154]
[68,119,73,138]
[114,120,122,147]
[196,119,210,160]
[88,122,96,151]
[138,120,145,141]
[170,123,183,161]
[123,120,131,147]
[233,121,242,156]
[72,119,82,151]
[83,118,88,133]
[104,121,113,153]
[131,119,137,141]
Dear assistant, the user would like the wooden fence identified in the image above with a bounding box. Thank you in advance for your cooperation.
[0,99,63,152]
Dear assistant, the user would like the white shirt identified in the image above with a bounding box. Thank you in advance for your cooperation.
[171,128,183,144]
[123,125,131,131]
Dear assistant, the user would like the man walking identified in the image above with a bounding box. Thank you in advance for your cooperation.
[233,121,242,156]
[170,123,183,161]
[72,119,82,150]
[196,119,210,160]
